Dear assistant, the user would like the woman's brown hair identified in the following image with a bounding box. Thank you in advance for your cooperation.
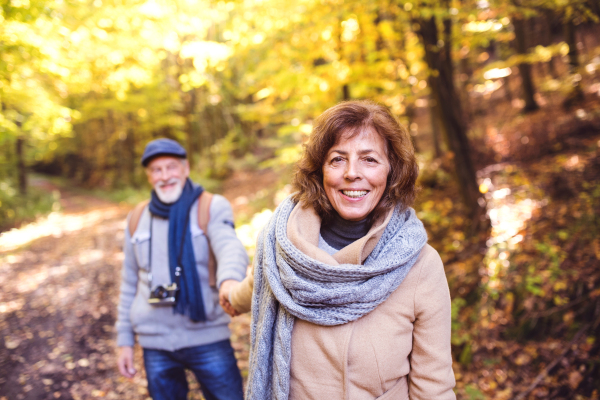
[292,100,418,222]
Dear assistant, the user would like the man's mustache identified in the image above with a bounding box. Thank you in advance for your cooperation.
[157,178,180,188]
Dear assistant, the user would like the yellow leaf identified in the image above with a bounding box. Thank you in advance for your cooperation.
[593,239,600,260]
[568,371,583,389]
[514,353,531,365]
[563,311,575,325]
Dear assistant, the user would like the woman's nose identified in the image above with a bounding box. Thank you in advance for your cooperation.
[344,160,361,180]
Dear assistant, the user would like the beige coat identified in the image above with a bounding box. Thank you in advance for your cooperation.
[230,204,456,400]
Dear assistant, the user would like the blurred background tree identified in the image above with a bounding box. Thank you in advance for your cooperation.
[1,0,596,224]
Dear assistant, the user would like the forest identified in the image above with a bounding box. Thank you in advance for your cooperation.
[1,0,600,398]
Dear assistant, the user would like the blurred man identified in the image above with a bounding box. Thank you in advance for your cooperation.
[115,138,247,400]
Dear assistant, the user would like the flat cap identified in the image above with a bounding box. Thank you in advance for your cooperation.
[141,138,187,166]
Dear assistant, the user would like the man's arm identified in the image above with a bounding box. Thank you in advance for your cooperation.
[115,221,139,378]
[206,195,249,288]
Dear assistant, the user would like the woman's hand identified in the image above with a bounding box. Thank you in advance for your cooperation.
[219,279,241,317]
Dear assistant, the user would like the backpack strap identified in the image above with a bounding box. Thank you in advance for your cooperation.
[127,199,150,237]
[198,191,217,288]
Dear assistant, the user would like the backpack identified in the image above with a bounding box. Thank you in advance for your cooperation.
[127,192,218,288]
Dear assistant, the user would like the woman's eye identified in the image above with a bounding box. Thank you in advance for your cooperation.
[331,156,343,163]
[365,157,377,163]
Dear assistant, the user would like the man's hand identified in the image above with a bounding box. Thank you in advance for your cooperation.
[219,279,241,317]
[117,346,137,378]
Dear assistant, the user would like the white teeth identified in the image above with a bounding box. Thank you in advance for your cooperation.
[342,190,368,198]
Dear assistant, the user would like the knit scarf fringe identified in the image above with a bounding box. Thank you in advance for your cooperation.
[246,196,428,400]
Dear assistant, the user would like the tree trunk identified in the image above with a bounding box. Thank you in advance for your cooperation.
[442,8,453,78]
[541,11,559,79]
[16,136,27,195]
[211,105,219,146]
[96,116,110,187]
[404,104,419,153]
[563,20,584,108]
[126,113,137,186]
[513,17,540,113]
[337,14,351,101]
[414,16,483,221]
[459,56,473,121]
[106,110,118,186]
[200,105,214,165]
[428,97,443,158]
[196,87,207,154]
[342,84,351,100]
[183,90,197,167]
[504,75,513,102]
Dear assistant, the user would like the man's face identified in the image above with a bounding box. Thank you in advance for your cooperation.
[145,156,190,204]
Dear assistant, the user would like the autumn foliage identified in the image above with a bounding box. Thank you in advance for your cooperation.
[1,0,600,398]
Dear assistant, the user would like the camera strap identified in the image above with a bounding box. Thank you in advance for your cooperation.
[147,213,189,291]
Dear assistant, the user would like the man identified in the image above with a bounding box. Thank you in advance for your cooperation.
[116,138,247,400]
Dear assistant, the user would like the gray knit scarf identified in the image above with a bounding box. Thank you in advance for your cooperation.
[246,196,428,400]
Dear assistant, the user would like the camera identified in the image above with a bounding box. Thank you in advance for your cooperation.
[148,283,179,306]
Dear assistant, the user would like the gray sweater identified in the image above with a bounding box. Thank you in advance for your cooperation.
[115,194,248,351]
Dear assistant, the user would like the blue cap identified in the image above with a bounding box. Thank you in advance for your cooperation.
[141,138,187,166]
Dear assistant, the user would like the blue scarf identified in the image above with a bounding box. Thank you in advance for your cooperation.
[149,178,206,322]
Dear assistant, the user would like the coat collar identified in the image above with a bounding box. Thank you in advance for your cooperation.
[286,201,394,265]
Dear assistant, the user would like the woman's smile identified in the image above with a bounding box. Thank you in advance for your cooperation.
[340,190,369,199]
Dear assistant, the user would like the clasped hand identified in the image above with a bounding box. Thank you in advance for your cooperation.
[219,279,240,317]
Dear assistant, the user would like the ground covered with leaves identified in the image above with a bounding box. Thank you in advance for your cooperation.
[1,100,600,400]
[0,187,254,400]
[424,96,600,399]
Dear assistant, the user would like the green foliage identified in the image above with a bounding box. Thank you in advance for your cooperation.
[451,298,468,339]
[0,180,57,231]
[464,384,486,400]
[524,265,545,296]
[451,297,476,366]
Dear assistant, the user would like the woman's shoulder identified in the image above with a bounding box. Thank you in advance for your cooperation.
[416,244,444,269]
[412,244,451,305]
[404,244,446,289]
[407,244,443,275]
[383,244,447,313]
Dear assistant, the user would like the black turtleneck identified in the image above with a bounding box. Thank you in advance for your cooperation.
[320,211,371,251]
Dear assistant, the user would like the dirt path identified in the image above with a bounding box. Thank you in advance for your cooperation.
[0,184,250,400]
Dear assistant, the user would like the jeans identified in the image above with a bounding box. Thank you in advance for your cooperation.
[143,339,244,400]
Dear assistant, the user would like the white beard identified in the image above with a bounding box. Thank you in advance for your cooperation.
[154,178,184,204]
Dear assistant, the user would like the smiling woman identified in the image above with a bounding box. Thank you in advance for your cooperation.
[222,100,456,400]
[293,100,418,224]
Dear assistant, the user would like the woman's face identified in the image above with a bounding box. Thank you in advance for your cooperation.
[322,128,390,221]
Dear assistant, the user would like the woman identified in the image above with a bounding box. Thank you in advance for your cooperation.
[222,100,456,399]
